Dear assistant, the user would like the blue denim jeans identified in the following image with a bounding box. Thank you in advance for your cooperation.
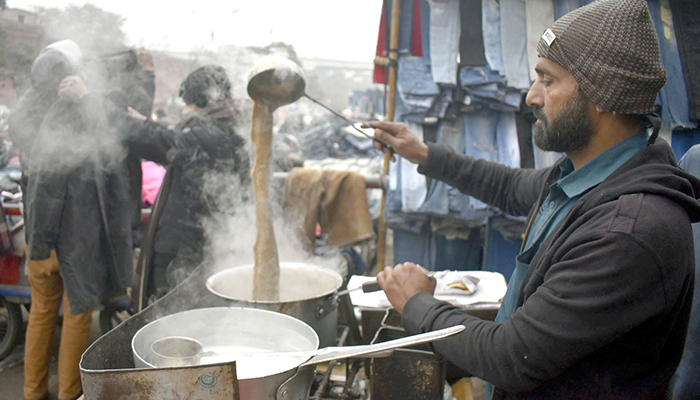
[386,0,416,53]
[401,121,428,212]
[422,117,464,216]
[427,0,460,85]
[420,114,504,221]
[497,111,521,168]
[464,111,500,213]
[526,0,554,82]
[385,153,430,234]
[648,0,696,130]
[482,0,506,76]
[393,225,483,271]
[397,57,441,114]
[500,0,530,89]
[459,65,506,86]
[420,0,431,57]
[459,66,521,111]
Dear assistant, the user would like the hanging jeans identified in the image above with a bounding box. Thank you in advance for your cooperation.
[500,0,530,89]
[24,250,91,400]
[482,0,506,76]
[421,115,494,221]
[385,138,430,233]
[427,0,460,85]
[525,0,554,82]
[397,57,441,115]
[464,111,500,214]
[385,0,416,53]
[401,121,428,212]
[648,0,696,130]
[393,225,483,271]
[497,111,521,168]
[422,117,465,216]
[459,66,521,111]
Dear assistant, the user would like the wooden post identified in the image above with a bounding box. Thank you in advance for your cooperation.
[376,0,401,273]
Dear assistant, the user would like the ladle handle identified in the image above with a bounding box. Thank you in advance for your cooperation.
[299,324,465,367]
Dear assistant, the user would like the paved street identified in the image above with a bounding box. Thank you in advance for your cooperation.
[0,309,103,400]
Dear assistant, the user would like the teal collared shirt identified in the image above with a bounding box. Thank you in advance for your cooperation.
[494,131,649,323]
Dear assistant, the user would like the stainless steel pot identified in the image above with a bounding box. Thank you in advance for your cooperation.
[132,307,320,400]
[206,262,343,347]
[132,307,466,400]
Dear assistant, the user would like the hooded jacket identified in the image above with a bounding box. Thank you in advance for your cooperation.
[25,94,133,315]
[402,138,700,399]
[118,99,250,255]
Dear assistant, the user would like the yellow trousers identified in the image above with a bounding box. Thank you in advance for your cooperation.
[24,251,92,400]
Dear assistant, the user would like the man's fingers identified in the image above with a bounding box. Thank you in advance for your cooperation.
[383,146,396,162]
[368,120,401,136]
[415,264,431,274]
[373,128,400,148]
[377,265,393,287]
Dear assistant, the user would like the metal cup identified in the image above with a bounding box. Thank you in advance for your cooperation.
[150,336,203,367]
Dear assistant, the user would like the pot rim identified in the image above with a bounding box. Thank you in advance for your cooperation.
[131,306,320,378]
[205,262,343,304]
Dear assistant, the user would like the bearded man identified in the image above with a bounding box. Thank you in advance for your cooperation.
[369,0,700,398]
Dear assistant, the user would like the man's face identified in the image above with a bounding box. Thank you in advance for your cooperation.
[526,58,594,153]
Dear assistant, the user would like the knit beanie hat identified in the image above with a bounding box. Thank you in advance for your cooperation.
[179,65,232,108]
[537,0,666,115]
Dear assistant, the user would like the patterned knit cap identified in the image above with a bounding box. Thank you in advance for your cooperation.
[537,0,666,115]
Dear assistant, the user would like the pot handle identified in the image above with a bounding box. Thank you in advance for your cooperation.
[315,293,339,319]
[276,365,315,400]
[276,325,465,400]
[301,324,464,367]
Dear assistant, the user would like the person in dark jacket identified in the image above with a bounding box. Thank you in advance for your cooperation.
[670,145,700,400]
[369,0,700,398]
[8,40,83,206]
[19,41,134,400]
[119,65,250,299]
[100,48,156,249]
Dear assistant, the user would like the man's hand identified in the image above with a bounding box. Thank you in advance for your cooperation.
[136,48,154,72]
[368,121,429,165]
[127,106,148,121]
[58,76,88,102]
[377,262,436,313]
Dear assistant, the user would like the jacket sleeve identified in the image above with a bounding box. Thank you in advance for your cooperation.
[120,117,235,167]
[418,142,553,217]
[134,70,156,104]
[401,221,677,392]
[119,117,176,165]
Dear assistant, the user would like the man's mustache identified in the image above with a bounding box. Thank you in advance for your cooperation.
[532,107,548,125]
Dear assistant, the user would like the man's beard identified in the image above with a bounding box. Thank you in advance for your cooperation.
[532,89,594,153]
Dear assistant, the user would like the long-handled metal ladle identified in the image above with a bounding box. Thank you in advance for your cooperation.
[302,94,391,150]
[152,325,464,368]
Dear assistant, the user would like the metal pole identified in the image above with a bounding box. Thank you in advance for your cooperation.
[376,0,401,273]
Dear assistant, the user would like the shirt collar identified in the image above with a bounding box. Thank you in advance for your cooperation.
[557,130,649,198]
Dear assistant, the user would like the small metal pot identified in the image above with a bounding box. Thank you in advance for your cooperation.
[150,336,203,367]
[206,262,343,347]
[132,307,319,400]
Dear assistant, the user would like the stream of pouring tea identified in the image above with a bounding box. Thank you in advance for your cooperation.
[251,100,280,301]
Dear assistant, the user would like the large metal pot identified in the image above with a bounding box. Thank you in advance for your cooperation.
[132,307,320,400]
[132,307,466,400]
[206,262,343,347]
